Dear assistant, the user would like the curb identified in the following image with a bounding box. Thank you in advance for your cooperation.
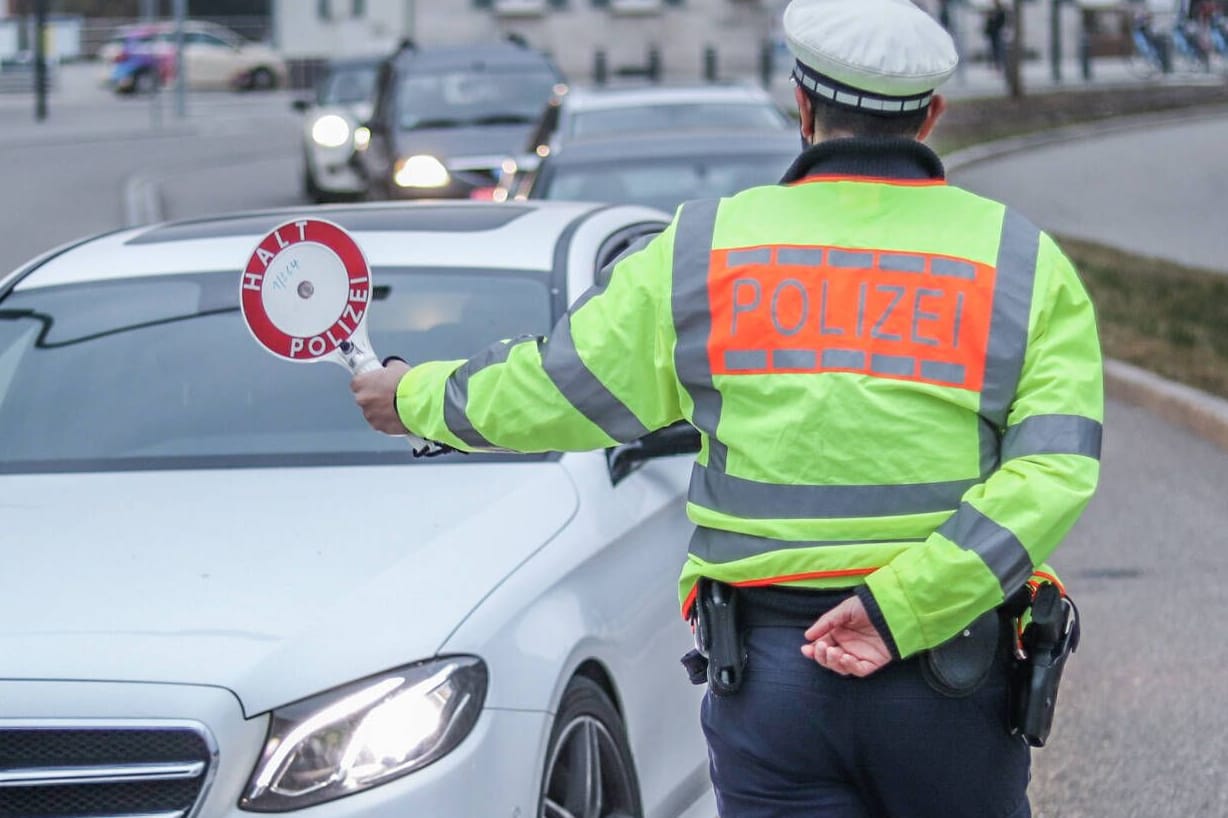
[944,106,1228,452]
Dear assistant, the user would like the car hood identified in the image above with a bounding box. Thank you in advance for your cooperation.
[391,123,534,162]
[0,462,577,714]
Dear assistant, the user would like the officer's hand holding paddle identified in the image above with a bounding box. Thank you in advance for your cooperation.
[351,359,412,436]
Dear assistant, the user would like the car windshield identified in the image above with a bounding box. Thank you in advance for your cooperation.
[0,268,553,472]
[569,103,788,139]
[318,65,378,106]
[535,153,793,211]
[397,68,557,130]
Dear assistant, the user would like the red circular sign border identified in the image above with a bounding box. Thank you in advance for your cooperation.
[241,218,371,361]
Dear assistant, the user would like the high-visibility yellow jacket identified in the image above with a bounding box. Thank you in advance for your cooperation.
[395,139,1103,660]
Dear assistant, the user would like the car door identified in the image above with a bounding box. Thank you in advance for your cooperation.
[183,30,237,89]
[559,215,711,815]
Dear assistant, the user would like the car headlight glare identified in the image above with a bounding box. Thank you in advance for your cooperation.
[394,154,450,188]
[310,114,351,148]
[353,126,371,151]
[240,657,487,812]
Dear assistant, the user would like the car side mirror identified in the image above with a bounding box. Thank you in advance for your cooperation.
[607,421,701,485]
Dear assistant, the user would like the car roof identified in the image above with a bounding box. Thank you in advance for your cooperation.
[390,42,559,73]
[544,130,800,166]
[560,83,779,111]
[7,201,629,292]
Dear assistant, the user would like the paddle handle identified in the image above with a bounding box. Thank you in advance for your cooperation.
[340,340,437,454]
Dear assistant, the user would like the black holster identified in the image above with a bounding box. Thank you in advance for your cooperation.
[1009,582,1081,747]
[680,579,747,696]
[919,608,1003,698]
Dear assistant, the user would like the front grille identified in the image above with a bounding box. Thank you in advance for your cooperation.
[0,721,216,818]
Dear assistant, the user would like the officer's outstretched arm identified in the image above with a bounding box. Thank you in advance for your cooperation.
[862,237,1103,660]
[391,223,685,453]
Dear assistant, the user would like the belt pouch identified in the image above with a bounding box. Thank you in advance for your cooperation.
[920,609,1001,697]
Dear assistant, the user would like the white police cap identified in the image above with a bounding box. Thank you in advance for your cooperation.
[784,0,958,116]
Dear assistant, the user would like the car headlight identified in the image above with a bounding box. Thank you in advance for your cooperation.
[393,154,450,188]
[310,114,351,148]
[240,656,487,812]
[353,126,371,151]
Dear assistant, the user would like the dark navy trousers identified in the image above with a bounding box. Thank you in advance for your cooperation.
[700,624,1032,818]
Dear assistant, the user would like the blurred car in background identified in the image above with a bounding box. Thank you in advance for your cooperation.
[356,39,566,201]
[515,129,800,213]
[505,82,793,184]
[0,199,714,818]
[294,56,383,202]
[101,20,287,94]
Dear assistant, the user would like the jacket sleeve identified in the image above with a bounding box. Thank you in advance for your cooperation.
[392,222,685,453]
[861,234,1103,659]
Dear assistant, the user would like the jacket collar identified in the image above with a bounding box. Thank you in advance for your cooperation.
[780,136,946,184]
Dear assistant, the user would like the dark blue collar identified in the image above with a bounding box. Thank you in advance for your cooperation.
[780,137,946,184]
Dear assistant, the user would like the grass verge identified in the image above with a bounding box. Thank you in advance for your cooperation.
[1056,235,1228,399]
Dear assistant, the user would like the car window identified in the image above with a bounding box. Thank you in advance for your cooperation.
[0,268,553,471]
[569,103,788,139]
[318,66,378,106]
[397,68,558,130]
[536,154,792,211]
[185,31,233,48]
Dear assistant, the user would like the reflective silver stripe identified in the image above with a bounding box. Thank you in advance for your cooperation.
[778,248,824,266]
[773,349,816,369]
[727,247,772,267]
[931,258,977,280]
[0,762,205,787]
[689,527,926,564]
[879,253,926,273]
[829,250,872,268]
[725,349,767,371]
[920,360,965,384]
[823,348,865,369]
[981,208,1040,428]
[689,463,974,519]
[443,338,530,449]
[1001,414,1102,461]
[672,199,727,470]
[541,313,650,443]
[871,354,914,377]
[938,502,1033,594]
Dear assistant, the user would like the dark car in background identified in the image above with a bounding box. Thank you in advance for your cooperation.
[521,130,800,213]
[356,39,566,201]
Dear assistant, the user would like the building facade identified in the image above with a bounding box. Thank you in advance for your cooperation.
[273,0,788,84]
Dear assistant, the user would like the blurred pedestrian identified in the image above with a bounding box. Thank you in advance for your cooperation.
[984,0,1008,71]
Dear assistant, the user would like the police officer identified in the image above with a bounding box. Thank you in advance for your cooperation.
[352,0,1103,815]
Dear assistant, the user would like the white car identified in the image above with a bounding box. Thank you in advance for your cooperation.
[100,20,287,92]
[0,201,714,818]
[295,57,383,202]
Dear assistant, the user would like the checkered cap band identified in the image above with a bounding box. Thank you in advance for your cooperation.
[792,60,932,116]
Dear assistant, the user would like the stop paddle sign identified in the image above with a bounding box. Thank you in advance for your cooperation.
[240,217,442,454]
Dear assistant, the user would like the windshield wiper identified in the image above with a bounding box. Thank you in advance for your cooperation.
[470,113,536,126]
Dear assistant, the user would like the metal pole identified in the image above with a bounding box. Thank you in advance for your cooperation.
[173,0,186,118]
[33,0,47,121]
[1050,0,1062,83]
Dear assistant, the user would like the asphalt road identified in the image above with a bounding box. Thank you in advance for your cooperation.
[950,114,1228,274]
[2,65,1227,816]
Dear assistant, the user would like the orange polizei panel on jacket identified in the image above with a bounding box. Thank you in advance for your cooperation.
[707,244,997,392]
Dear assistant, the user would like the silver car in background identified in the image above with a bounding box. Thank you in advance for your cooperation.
[295,57,383,202]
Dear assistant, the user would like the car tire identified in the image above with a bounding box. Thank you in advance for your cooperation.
[133,69,158,95]
[539,677,643,818]
[248,67,276,91]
